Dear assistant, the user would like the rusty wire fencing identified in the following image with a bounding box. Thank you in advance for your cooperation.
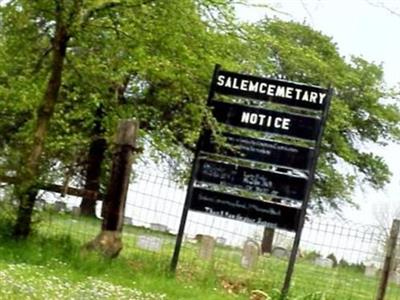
[1,159,400,300]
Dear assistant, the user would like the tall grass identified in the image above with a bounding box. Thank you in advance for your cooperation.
[0,210,246,299]
[0,204,397,299]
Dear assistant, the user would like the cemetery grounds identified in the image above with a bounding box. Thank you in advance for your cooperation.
[1,209,400,300]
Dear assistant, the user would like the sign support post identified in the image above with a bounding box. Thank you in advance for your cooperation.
[170,64,221,274]
[171,65,333,295]
[280,88,333,299]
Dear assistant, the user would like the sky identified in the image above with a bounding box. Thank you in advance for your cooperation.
[236,0,400,226]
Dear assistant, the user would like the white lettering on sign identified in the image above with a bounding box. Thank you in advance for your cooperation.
[249,81,259,92]
[240,112,291,130]
[216,75,327,105]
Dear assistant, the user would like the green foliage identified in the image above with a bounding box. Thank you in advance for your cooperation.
[0,0,246,185]
[326,253,338,267]
[338,258,365,274]
[0,1,399,214]
[301,250,322,262]
[246,19,400,212]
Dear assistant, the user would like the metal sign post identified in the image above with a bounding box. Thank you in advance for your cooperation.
[280,88,333,299]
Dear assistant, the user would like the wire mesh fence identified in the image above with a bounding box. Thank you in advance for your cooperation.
[1,159,400,300]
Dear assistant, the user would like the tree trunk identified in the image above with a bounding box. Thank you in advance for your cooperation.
[80,107,107,217]
[80,76,129,217]
[13,13,69,239]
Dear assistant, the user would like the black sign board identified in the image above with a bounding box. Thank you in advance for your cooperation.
[201,131,314,171]
[214,70,328,111]
[196,159,308,201]
[190,187,301,232]
[171,65,332,279]
[211,101,321,141]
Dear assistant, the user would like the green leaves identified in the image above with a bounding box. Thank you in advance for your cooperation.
[0,1,399,214]
[247,19,400,212]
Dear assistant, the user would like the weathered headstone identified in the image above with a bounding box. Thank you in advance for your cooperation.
[34,199,46,211]
[314,257,334,268]
[194,234,204,242]
[54,201,67,212]
[365,265,378,277]
[71,206,81,218]
[123,217,132,225]
[216,237,227,245]
[184,234,197,244]
[390,272,400,285]
[198,235,215,260]
[241,240,260,269]
[136,235,164,252]
[271,246,289,259]
[150,223,168,232]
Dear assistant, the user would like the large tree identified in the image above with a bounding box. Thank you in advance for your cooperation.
[0,0,248,233]
[0,1,399,239]
[245,19,400,212]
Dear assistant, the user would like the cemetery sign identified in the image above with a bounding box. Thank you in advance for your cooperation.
[171,65,333,275]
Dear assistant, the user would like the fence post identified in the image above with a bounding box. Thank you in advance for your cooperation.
[261,227,275,254]
[376,219,400,300]
[85,119,138,258]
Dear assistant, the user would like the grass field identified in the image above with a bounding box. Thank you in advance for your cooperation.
[1,210,400,300]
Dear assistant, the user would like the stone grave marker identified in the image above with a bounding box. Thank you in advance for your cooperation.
[150,223,168,232]
[216,237,227,245]
[184,234,197,244]
[198,235,215,260]
[71,206,81,218]
[123,217,132,225]
[364,265,378,277]
[391,271,400,285]
[34,199,46,211]
[241,240,260,269]
[314,257,334,268]
[136,235,164,252]
[54,201,66,212]
[271,246,289,259]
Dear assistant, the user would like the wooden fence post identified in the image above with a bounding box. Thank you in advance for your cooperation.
[376,219,400,300]
[85,119,138,258]
[261,227,275,254]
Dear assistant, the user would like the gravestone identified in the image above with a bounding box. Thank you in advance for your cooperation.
[390,272,400,285]
[71,206,81,218]
[241,240,260,269]
[194,234,204,242]
[364,265,378,277]
[34,199,46,211]
[198,235,215,260]
[184,234,197,244]
[150,223,168,232]
[216,237,227,245]
[123,217,132,225]
[54,201,66,212]
[314,257,334,268]
[136,235,163,252]
[271,246,289,259]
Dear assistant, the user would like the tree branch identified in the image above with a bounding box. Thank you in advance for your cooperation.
[80,0,157,29]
